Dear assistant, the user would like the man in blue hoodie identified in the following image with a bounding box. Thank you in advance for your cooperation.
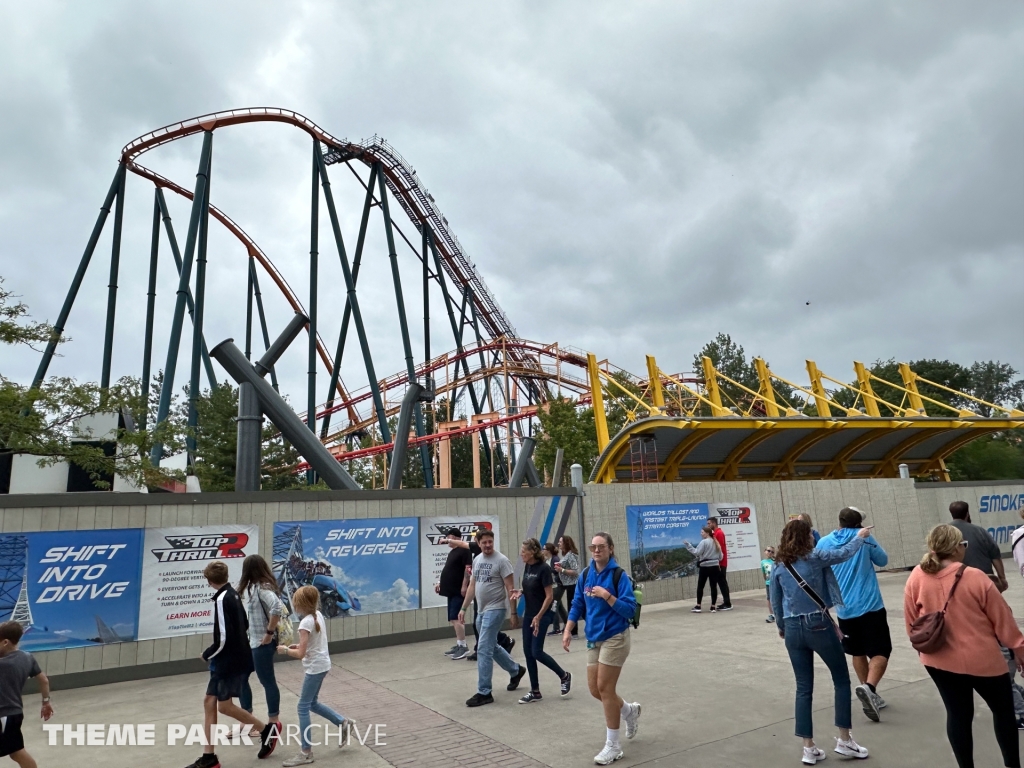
[816,507,891,723]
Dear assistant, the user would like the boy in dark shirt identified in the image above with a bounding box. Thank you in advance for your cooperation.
[0,621,51,768]
[186,561,271,768]
[437,529,474,660]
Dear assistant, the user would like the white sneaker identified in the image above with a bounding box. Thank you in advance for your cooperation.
[594,743,624,764]
[835,735,869,759]
[623,702,642,739]
[282,752,315,766]
[802,745,827,764]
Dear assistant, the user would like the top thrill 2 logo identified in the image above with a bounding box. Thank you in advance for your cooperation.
[150,533,250,563]
[715,507,752,525]
[425,522,493,545]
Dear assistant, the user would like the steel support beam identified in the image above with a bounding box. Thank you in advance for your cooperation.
[248,259,279,391]
[140,189,161,429]
[150,131,213,464]
[211,339,360,491]
[235,382,262,492]
[186,150,213,454]
[245,255,254,360]
[31,166,122,390]
[320,164,377,439]
[509,436,537,488]
[377,164,432,487]
[387,382,427,490]
[100,162,127,391]
[154,188,217,390]
[314,150,392,451]
[307,142,320,484]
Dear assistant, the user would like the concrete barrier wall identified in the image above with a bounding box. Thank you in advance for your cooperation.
[0,488,579,690]
[582,478,928,608]
[915,480,1024,554]
[4,476,1020,688]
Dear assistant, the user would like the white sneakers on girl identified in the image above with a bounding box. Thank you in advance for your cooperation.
[834,735,869,759]
[802,745,827,764]
[593,743,624,764]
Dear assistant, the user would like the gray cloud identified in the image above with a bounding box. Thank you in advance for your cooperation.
[1,0,1021,410]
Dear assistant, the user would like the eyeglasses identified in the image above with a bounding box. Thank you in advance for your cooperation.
[959,541,969,549]
[588,545,608,552]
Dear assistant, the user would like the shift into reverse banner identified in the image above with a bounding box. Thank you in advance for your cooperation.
[273,518,420,619]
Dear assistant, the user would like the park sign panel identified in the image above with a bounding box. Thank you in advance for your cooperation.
[626,502,761,581]
[419,516,500,609]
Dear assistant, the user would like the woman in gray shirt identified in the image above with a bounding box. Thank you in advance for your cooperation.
[685,527,725,614]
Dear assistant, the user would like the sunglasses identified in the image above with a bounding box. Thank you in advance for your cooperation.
[959,541,969,549]
[588,544,609,552]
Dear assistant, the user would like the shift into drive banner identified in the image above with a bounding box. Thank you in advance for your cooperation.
[0,525,260,651]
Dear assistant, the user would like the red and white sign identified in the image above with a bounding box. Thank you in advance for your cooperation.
[709,503,761,572]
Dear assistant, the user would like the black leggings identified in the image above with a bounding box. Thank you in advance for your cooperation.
[522,612,566,692]
[551,583,565,630]
[926,666,1020,768]
[696,566,728,606]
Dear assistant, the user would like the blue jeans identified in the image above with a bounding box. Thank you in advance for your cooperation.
[297,670,346,752]
[522,612,566,691]
[477,608,520,696]
[240,643,280,717]
[784,612,851,738]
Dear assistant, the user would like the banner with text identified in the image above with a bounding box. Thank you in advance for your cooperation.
[272,518,420,619]
[626,502,761,580]
[137,525,260,641]
[0,529,144,652]
[419,516,500,609]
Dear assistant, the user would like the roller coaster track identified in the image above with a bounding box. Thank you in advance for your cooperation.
[121,108,515,343]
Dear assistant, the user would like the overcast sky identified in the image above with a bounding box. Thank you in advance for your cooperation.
[1,1,1022,412]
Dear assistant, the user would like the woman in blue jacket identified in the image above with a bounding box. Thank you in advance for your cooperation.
[564,532,640,766]
[771,518,873,765]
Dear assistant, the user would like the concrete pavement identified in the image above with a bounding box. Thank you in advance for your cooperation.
[23,571,1022,767]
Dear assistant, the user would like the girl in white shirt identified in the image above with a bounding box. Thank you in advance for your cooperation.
[277,586,352,766]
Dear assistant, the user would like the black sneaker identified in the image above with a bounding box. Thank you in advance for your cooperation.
[466,651,478,661]
[498,635,515,654]
[718,604,733,611]
[518,691,542,704]
[450,646,470,660]
[1017,716,1024,731]
[709,605,717,613]
[466,692,494,707]
[185,754,220,768]
[560,671,572,698]
[258,722,279,759]
[507,664,526,691]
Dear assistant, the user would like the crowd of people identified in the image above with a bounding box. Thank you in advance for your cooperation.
[5,499,1022,767]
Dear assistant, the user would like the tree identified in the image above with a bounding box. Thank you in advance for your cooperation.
[534,396,599,483]
[0,278,56,348]
[190,381,238,492]
[692,333,797,414]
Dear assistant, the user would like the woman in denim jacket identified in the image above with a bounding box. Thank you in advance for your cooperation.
[770,518,873,765]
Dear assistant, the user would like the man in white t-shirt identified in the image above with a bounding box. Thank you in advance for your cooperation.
[458,529,525,706]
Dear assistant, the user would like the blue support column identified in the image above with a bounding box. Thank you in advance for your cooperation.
[314,150,392,451]
[150,130,213,464]
[186,152,213,456]
[31,166,122,390]
[376,164,432,487]
[245,255,254,361]
[249,259,279,392]
[140,189,161,429]
[100,162,127,391]
[307,141,320,485]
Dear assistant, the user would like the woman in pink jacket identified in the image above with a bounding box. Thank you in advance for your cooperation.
[904,524,1024,768]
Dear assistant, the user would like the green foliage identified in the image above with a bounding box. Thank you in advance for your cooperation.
[0,278,56,349]
[534,396,599,484]
[946,433,1024,481]
[191,381,238,492]
[692,332,797,414]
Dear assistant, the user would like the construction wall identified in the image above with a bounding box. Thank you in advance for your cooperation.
[915,480,1024,553]
[2,477,1021,689]
[582,478,928,606]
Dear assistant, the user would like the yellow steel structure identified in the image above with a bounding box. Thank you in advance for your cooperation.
[588,355,1023,484]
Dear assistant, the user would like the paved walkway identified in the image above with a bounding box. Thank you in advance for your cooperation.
[24,571,1024,767]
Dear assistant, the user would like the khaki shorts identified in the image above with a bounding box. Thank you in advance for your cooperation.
[586,629,631,667]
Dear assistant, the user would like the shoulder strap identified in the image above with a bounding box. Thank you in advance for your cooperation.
[941,564,969,614]
[612,567,623,594]
[783,561,828,612]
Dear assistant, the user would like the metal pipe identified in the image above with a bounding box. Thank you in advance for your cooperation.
[30,166,122,390]
[249,259,279,391]
[387,382,426,490]
[140,189,161,429]
[509,436,537,488]
[551,447,564,487]
[314,150,392,450]
[101,162,127,391]
[187,158,213,454]
[150,131,213,464]
[155,188,217,390]
[525,455,542,488]
[254,312,308,378]
[235,382,262,492]
[210,339,360,491]
[320,164,377,439]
